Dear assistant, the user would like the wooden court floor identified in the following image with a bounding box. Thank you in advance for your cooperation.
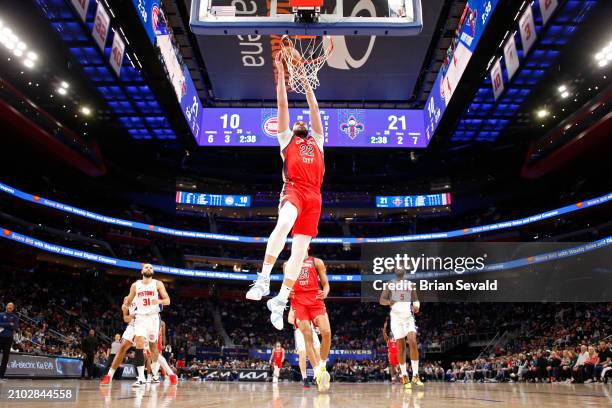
[1,380,610,407]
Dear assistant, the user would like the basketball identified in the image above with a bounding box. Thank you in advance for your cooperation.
[1,0,611,407]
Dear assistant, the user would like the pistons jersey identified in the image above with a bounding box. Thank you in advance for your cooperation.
[135,279,160,315]
[281,132,325,189]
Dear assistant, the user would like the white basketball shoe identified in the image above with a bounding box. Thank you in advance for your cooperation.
[246,273,270,300]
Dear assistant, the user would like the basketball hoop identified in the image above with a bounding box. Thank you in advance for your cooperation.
[279,35,333,94]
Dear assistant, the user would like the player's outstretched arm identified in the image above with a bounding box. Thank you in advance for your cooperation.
[156,281,171,306]
[315,258,330,299]
[299,76,323,140]
[275,53,290,136]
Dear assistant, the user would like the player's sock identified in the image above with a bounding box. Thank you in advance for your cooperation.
[158,355,174,375]
[108,367,116,378]
[411,360,419,377]
[151,361,160,378]
[400,363,408,377]
[262,262,274,278]
[136,349,146,381]
[277,284,292,302]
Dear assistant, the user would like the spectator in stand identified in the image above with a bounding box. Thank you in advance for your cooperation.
[81,329,99,379]
[571,344,589,383]
[0,303,19,381]
[546,350,562,382]
[597,341,612,383]
[583,346,600,383]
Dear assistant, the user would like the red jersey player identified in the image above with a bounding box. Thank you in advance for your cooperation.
[269,343,285,383]
[289,254,332,391]
[246,52,325,333]
[383,318,399,384]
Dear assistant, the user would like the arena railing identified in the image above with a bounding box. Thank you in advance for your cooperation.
[1,182,610,244]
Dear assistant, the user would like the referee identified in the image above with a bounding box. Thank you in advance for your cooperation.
[0,302,19,381]
[105,334,122,378]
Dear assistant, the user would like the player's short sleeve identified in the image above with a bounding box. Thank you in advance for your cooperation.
[278,129,292,150]
[311,130,324,152]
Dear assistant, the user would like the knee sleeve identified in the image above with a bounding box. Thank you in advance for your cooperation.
[265,202,298,258]
[135,348,145,367]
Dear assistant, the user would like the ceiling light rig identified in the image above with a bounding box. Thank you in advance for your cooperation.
[0,19,38,69]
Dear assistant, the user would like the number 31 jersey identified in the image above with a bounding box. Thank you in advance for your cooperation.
[135,279,160,315]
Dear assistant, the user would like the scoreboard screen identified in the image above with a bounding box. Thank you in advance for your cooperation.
[197,108,426,148]
[176,191,251,208]
[376,193,452,208]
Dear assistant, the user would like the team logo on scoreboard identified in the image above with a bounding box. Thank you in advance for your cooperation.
[339,113,365,140]
[224,196,235,206]
[152,4,160,33]
[262,109,278,138]
[393,197,403,207]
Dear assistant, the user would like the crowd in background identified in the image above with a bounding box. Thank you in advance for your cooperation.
[1,269,610,383]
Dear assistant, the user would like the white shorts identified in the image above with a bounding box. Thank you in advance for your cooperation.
[294,326,320,352]
[390,311,417,340]
[121,324,135,342]
[134,314,160,343]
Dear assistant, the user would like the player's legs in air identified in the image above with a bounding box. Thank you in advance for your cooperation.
[246,200,298,301]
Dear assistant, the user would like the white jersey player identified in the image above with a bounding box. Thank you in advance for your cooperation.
[379,268,422,389]
[123,263,170,387]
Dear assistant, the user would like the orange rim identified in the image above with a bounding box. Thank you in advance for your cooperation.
[280,34,333,64]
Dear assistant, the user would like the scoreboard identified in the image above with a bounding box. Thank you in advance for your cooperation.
[197,108,427,148]
[376,193,452,208]
[176,191,251,208]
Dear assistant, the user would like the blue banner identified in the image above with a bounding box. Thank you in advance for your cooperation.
[0,182,610,244]
[424,0,500,140]
[176,191,251,208]
[131,0,161,44]
[1,226,610,282]
[250,348,375,365]
[376,193,451,208]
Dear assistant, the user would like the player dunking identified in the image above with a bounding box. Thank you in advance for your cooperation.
[246,52,325,332]
[288,306,321,389]
[289,254,331,391]
[270,342,285,383]
[379,268,423,389]
[123,264,170,387]
[383,317,399,384]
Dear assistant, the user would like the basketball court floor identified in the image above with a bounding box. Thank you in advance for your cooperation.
[1,380,610,407]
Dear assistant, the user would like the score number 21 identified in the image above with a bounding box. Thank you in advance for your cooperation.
[388,115,418,145]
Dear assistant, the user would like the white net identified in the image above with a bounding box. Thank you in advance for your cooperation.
[279,35,333,94]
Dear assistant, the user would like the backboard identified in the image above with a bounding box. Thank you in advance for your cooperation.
[190,0,423,36]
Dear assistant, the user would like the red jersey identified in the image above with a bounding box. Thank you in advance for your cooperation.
[272,348,283,367]
[281,134,324,190]
[387,339,398,355]
[291,257,320,306]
